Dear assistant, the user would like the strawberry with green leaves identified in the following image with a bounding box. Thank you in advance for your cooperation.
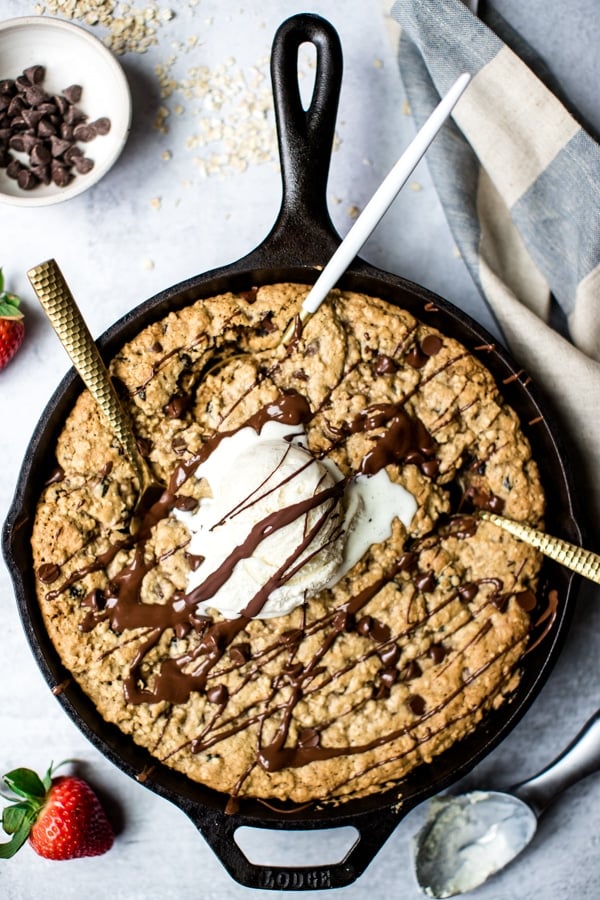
[0,269,25,372]
[0,763,114,860]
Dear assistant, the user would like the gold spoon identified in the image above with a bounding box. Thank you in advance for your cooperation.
[480,511,600,585]
[27,258,163,517]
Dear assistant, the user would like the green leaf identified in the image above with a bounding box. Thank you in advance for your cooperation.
[0,295,21,319]
[2,803,33,836]
[3,769,46,802]
[0,820,32,860]
[0,269,4,293]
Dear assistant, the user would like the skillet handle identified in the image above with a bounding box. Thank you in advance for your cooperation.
[185,803,403,891]
[261,13,343,265]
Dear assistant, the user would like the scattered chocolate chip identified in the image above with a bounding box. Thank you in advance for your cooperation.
[406,345,428,369]
[30,141,51,166]
[44,465,65,485]
[407,694,426,716]
[0,79,16,95]
[51,161,71,187]
[374,354,397,375]
[184,552,205,572]
[38,562,61,584]
[24,65,45,84]
[37,101,58,115]
[372,683,390,701]
[62,83,82,104]
[21,107,44,129]
[7,95,25,116]
[298,728,320,749]
[164,394,191,419]
[24,85,46,107]
[63,144,83,165]
[415,571,436,592]
[6,158,22,179]
[207,684,229,706]
[17,167,38,190]
[421,334,443,357]
[73,122,96,142]
[402,660,422,681]
[515,589,537,612]
[229,643,251,665]
[378,643,401,667]
[74,155,94,175]
[49,135,73,158]
[458,582,479,602]
[380,667,398,688]
[429,643,448,664]
[8,134,25,152]
[91,116,111,135]
[37,117,56,138]
[356,615,373,636]
[53,94,69,116]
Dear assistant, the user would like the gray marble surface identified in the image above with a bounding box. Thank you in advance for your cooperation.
[0,1,598,898]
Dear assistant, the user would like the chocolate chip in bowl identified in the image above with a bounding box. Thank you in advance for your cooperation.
[0,16,131,207]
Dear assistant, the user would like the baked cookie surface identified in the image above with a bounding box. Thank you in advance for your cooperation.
[31,284,544,804]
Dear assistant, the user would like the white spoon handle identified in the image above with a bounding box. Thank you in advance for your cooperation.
[300,72,471,317]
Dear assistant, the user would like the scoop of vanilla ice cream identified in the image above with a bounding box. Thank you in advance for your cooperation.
[176,419,417,620]
[179,429,347,619]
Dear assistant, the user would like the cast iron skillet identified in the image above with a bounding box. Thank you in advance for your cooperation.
[3,13,580,891]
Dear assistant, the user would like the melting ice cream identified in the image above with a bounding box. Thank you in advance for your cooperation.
[176,420,417,619]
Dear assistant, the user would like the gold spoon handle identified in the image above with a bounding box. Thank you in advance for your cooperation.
[27,259,146,489]
[480,511,600,585]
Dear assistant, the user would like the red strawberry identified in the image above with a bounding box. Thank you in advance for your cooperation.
[0,269,25,371]
[0,763,114,860]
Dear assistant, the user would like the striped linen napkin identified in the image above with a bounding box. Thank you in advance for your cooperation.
[387,0,600,537]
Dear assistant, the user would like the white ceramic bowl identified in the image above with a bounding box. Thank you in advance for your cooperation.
[0,16,131,207]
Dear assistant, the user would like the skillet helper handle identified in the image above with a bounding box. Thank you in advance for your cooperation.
[512,708,600,817]
[186,804,402,891]
[267,13,343,261]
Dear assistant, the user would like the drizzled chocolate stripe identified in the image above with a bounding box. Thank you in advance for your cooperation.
[36,301,544,800]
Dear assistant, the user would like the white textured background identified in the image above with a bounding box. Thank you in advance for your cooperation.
[0,1,598,898]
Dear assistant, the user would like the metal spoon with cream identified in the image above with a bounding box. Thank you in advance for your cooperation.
[414,709,600,897]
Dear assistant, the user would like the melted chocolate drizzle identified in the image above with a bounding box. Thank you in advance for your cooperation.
[39,320,549,801]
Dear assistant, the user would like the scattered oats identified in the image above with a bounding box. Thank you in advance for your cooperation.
[143,258,155,270]
[161,149,172,160]
[174,104,185,115]
[409,181,422,192]
[154,105,170,133]
[402,99,412,116]
[373,58,383,69]
[452,245,462,259]
[347,205,361,219]
[187,34,199,47]
[34,3,45,13]
[150,197,162,210]
[331,195,342,205]
[42,1,175,54]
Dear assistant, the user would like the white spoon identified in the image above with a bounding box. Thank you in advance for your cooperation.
[282,71,471,342]
[414,709,600,897]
